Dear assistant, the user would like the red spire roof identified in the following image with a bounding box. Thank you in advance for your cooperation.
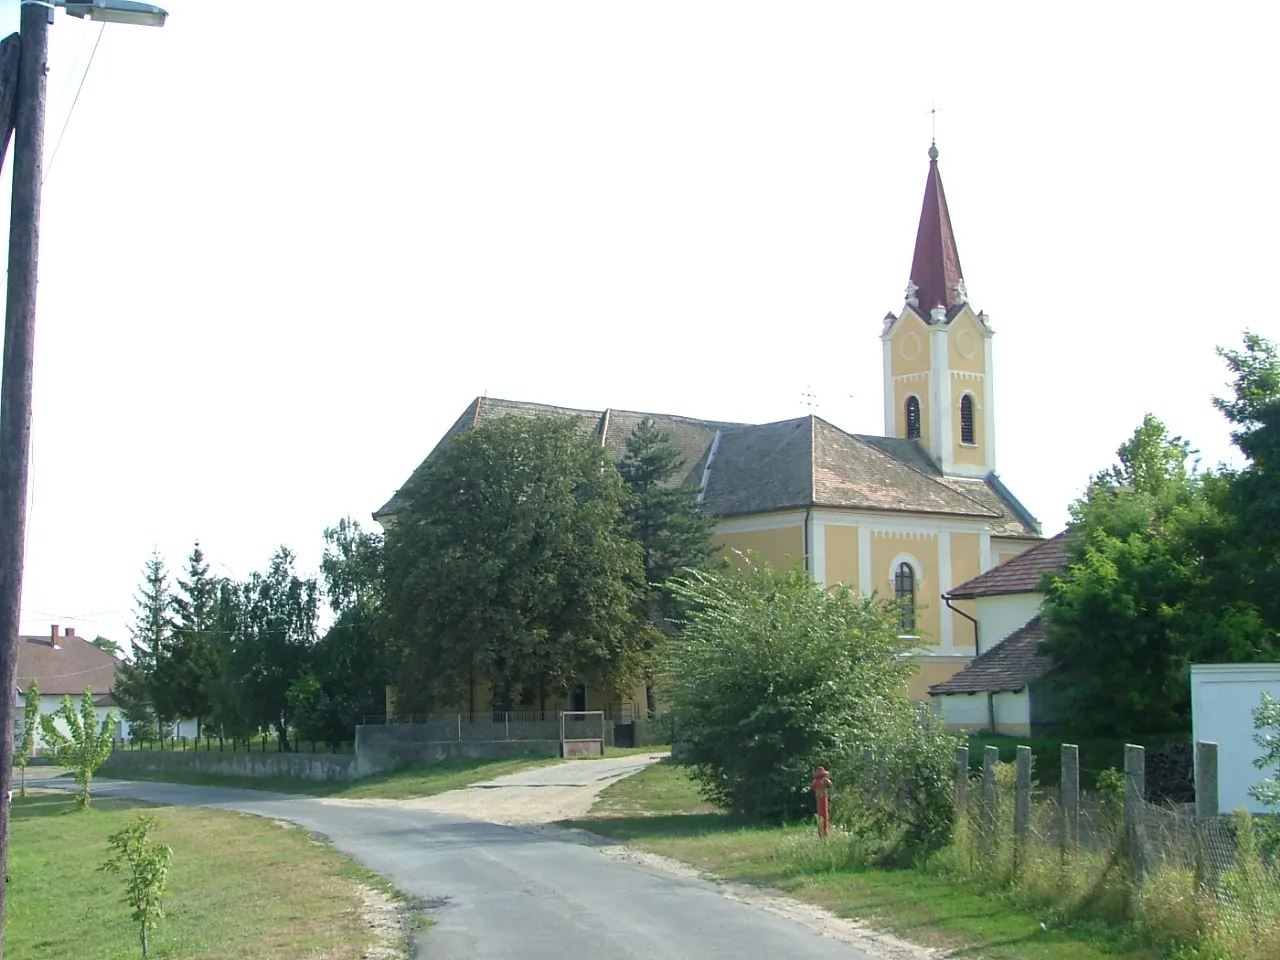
[908,142,964,317]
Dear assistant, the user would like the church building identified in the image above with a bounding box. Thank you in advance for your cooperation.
[374,143,1043,712]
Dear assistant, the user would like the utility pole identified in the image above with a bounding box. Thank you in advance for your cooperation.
[0,1,47,949]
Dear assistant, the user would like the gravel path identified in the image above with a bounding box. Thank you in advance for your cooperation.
[319,752,668,824]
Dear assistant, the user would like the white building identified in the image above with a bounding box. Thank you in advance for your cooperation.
[14,625,125,753]
[1190,664,1280,816]
[929,532,1071,736]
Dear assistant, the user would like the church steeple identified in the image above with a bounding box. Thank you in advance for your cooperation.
[906,142,966,317]
[882,143,996,480]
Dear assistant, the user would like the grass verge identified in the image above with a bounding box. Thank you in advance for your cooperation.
[562,762,1160,960]
[8,791,417,960]
[99,753,562,799]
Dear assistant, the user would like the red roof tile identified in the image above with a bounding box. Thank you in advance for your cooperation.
[909,143,965,316]
[15,632,121,702]
[929,617,1059,695]
[945,531,1072,600]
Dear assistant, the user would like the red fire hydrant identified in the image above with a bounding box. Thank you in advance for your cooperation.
[812,766,833,837]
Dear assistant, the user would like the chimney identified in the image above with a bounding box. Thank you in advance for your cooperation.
[65,627,75,638]
[51,624,60,647]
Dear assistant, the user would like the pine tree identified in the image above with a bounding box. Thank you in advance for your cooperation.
[162,542,220,739]
[113,551,175,734]
[616,418,718,714]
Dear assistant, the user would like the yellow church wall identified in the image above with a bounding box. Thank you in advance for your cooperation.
[893,377,931,442]
[993,537,1039,568]
[950,376,987,468]
[870,531,939,644]
[716,524,805,572]
[946,310,986,375]
[824,524,859,590]
[904,657,970,701]
[949,531,981,650]
[889,312,932,377]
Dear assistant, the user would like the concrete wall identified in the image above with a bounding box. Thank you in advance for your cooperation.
[935,688,1031,736]
[103,748,360,782]
[1191,663,1280,815]
[354,725,561,777]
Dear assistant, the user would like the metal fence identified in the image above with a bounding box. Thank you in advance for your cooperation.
[952,741,1280,938]
[112,735,355,755]
[359,711,602,743]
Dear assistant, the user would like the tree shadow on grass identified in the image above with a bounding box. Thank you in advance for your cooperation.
[560,812,736,842]
[12,793,159,821]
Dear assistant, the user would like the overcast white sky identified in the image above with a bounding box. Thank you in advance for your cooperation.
[4,2,1277,647]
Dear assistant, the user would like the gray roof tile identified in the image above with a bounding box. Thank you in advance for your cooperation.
[374,397,1040,532]
[929,617,1058,695]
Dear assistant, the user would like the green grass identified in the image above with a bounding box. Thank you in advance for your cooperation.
[106,753,561,799]
[562,762,1159,960]
[7,791,415,960]
[600,744,672,758]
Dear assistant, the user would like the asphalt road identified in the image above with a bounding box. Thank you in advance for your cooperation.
[29,766,882,960]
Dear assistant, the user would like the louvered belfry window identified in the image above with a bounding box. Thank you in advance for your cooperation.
[894,562,916,634]
[960,395,976,445]
[905,396,921,440]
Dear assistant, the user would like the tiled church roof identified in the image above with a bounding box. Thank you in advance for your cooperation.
[929,617,1059,695]
[946,530,1072,599]
[374,396,1041,537]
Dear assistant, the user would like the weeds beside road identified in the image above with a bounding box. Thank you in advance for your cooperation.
[563,761,1165,960]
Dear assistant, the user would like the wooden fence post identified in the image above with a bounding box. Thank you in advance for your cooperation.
[981,745,999,854]
[954,745,970,823]
[1194,741,1218,823]
[1124,743,1146,888]
[1061,743,1080,857]
[1014,746,1031,871]
[1194,740,1220,890]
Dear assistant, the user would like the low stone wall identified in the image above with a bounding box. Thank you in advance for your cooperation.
[353,725,561,777]
[103,748,359,783]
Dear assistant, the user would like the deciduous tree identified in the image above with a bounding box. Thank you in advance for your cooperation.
[39,689,117,808]
[16,681,40,797]
[385,415,649,713]
[101,814,173,960]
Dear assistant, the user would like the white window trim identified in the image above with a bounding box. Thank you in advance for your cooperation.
[958,390,979,446]
[889,553,922,640]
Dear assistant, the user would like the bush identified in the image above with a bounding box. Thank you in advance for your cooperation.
[836,709,959,860]
[661,557,917,822]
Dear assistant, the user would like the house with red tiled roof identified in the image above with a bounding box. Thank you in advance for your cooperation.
[929,531,1073,735]
[375,143,1047,715]
[13,625,125,754]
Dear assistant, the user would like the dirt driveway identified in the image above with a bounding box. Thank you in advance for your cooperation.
[319,752,667,824]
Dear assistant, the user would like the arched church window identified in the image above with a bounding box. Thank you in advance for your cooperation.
[905,396,921,440]
[894,562,916,634]
[960,395,976,445]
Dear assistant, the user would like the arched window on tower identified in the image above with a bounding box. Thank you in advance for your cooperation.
[960,395,976,445]
[905,396,921,440]
[894,562,916,635]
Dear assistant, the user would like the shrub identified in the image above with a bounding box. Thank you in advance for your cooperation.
[101,814,173,959]
[835,708,958,860]
[662,557,915,821]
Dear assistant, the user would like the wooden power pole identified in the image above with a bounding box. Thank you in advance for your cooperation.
[0,2,48,951]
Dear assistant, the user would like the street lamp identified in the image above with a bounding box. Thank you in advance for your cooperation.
[57,1,169,28]
[0,1,167,953]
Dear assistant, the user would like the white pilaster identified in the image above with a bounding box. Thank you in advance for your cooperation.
[857,525,872,597]
[979,530,993,572]
[938,529,953,650]
[983,332,997,473]
[930,326,951,470]
[882,332,896,437]
[809,516,826,588]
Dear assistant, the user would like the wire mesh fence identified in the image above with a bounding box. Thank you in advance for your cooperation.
[942,740,1280,955]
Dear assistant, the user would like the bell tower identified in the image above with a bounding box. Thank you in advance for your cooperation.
[881,143,996,479]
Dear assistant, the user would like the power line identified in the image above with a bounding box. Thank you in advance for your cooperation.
[43,22,105,186]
